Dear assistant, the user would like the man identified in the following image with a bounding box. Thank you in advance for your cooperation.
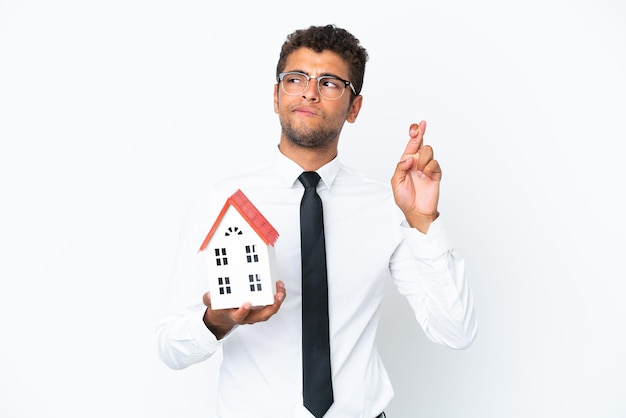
[156,24,477,418]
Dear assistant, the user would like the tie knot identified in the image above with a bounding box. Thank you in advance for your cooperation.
[298,171,321,189]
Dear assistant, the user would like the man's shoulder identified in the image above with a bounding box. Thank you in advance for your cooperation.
[337,164,391,192]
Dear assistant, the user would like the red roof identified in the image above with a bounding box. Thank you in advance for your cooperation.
[199,189,279,251]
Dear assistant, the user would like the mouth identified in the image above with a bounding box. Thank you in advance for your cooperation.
[292,105,318,117]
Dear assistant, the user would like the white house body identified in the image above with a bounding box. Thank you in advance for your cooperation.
[199,190,279,310]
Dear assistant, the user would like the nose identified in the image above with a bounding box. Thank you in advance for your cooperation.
[302,77,320,101]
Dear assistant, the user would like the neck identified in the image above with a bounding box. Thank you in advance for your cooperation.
[278,137,338,171]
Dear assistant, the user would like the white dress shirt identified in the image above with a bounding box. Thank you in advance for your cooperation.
[156,148,477,418]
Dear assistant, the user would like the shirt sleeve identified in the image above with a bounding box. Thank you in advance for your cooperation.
[389,215,478,350]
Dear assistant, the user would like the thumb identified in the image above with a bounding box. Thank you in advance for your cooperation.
[202,292,211,308]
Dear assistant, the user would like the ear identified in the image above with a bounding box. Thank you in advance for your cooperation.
[273,84,279,114]
[346,95,363,123]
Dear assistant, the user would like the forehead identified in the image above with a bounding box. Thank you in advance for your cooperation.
[283,48,350,78]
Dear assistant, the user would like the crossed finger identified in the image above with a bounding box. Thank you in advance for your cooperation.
[401,121,427,157]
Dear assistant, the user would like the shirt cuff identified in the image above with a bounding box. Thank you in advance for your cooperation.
[190,304,240,344]
[400,215,453,261]
[189,304,222,350]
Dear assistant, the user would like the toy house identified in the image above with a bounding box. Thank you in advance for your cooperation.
[198,189,279,310]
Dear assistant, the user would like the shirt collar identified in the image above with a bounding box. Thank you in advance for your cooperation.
[274,145,341,191]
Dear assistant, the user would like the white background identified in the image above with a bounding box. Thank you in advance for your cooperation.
[1,1,625,417]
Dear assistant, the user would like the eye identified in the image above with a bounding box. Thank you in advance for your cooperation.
[285,73,306,85]
[320,77,342,90]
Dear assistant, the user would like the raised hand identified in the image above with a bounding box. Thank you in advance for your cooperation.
[391,121,441,233]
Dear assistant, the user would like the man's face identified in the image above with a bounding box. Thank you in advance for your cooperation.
[274,48,362,150]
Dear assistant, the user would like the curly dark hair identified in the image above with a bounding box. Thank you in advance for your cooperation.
[275,24,369,97]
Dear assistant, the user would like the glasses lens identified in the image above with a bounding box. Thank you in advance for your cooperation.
[281,73,308,95]
[318,77,345,100]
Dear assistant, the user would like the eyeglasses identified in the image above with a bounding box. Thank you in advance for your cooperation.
[278,71,357,100]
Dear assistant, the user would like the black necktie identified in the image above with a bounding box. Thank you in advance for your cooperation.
[299,171,333,418]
